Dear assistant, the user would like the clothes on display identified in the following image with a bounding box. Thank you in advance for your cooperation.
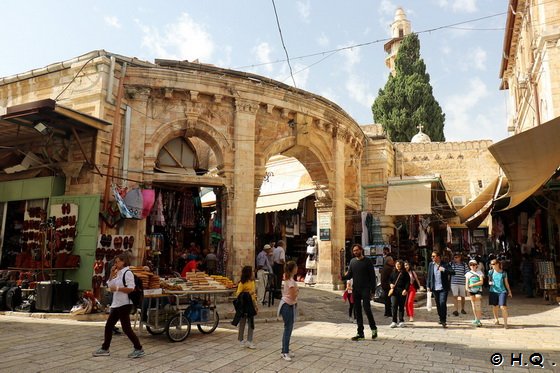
[304,236,317,286]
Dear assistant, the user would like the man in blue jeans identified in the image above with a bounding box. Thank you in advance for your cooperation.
[426,251,455,328]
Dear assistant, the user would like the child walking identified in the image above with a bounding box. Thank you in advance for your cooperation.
[343,278,355,322]
[278,261,298,361]
[465,259,484,327]
[232,266,258,349]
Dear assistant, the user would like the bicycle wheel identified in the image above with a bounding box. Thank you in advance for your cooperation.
[197,310,219,334]
[166,314,191,342]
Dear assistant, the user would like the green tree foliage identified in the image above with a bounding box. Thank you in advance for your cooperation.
[372,34,445,142]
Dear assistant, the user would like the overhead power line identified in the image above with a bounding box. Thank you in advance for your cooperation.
[271,0,297,88]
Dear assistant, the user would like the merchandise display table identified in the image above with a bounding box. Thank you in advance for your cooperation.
[140,289,234,342]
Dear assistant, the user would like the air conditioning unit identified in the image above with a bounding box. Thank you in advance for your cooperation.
[452,196,466,207]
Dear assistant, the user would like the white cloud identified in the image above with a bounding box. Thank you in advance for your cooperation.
[470,47,487,71]
[317,33,329,47]
[345,75,375,109]
[138,13,214,62]
[443,77,490,140]
[252,42,274,73]
[104,16,121,29]
[437,0,478,13]
[339,43,361,72]
[378,0,397,36]
[296,1,311,23]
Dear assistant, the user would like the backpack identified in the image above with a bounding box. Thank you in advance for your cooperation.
[123,270,143,307]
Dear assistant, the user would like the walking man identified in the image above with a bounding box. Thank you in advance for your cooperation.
[342,244,378,340]
[450,253,468,316]
[272,240,286,299]
[426,251,455,328]
[256,244,273,304]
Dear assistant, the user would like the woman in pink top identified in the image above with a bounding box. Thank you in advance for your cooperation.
[279,261,298,361]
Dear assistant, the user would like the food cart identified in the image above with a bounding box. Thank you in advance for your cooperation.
[136,270,236,343]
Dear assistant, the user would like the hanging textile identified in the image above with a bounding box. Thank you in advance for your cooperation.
[112,185,134,219]
[365,213,374,246]
[124,188,144,219]
[141,189,156,219]
[361,211,369,248]
[150,192,166,226]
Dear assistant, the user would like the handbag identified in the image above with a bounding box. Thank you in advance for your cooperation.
[426,290,433,311]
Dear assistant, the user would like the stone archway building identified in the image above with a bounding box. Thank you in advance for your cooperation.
[0,51,365,285]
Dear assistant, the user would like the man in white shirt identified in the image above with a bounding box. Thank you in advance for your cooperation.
[272,240,286,298]
[256,244,273,304]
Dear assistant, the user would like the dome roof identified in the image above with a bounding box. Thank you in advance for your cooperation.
[395,7,407,21]
[411,127,431,143]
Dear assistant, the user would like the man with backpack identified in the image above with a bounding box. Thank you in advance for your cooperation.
[93,253,145,359]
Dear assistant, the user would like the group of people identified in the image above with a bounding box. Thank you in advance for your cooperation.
[342,244,514,343]
[427,251,513,328]
[233,246,298,362]
[178,242,218,276]
[91,243,514,361]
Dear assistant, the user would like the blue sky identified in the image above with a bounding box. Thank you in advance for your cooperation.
[0,0,510,142]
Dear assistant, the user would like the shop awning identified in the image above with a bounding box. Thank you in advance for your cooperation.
[385,181,432,216]
[464,203,493,230]
[489,116,560,210]
[456,177,500,223]
[256,189,315,214]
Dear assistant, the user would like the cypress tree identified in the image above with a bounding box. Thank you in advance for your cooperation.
[372,34,445,142]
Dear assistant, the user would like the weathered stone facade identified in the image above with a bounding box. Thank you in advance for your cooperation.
[500,0,560,133]
[0,51,365,285]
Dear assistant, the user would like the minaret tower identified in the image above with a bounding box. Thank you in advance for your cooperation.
[383,7,412,76]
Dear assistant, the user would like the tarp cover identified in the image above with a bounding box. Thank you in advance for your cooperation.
[489,116,560,210]
[385,182,432,216]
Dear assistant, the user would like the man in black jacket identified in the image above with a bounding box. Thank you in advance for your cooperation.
[426,251,455,328]
[342,244,378,340]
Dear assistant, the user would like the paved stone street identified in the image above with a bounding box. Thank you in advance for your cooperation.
[1,286,559,373]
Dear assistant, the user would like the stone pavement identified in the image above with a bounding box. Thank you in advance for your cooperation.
[0,285,559,373]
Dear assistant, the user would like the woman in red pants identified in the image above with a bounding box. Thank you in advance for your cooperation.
[404,261,422,322]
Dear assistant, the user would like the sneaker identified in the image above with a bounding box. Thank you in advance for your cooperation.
[390,322,397,328]
[128,349,145,359]
[351,335,365,341]
[461,309,467,315]
[398,322,405,328]
[239,340,246,347]
[92,348,110,357]
[452,311,459,316]
[245,342,256,349]
[476,320,482,327]
[441,322,447,328]
[371,329,378,339]
[280,353,292,361]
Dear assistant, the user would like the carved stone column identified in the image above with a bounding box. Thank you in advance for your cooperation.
[228,98,259,281]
